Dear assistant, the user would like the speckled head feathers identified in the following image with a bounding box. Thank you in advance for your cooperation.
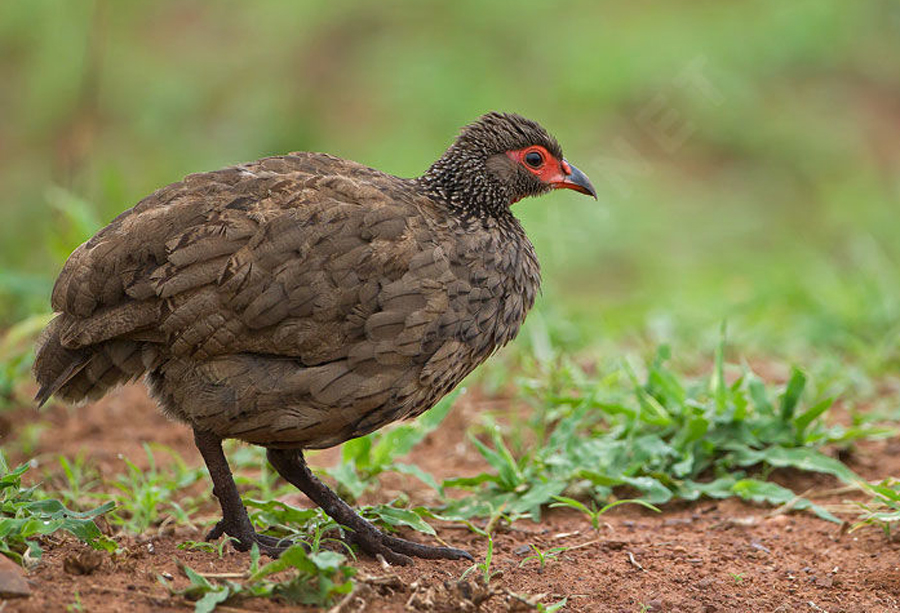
[419,112,568,218]
[454,112,563,161]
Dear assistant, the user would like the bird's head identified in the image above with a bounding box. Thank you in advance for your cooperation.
[420,112,596,218]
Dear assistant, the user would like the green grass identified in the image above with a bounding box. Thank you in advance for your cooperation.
[431,331,887,524]
[549,498,660,532]
[161,543,356,611]
[462,534,494,581]
[44,445,208,535]
[851,479,900,540]
[104,444,207,533]
[0,452,115,565]
[518,543,569,573]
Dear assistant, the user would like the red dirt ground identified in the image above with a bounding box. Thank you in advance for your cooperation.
[2,384,900,612]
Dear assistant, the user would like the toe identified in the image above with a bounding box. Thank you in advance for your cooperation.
[204,520,226,541]
[376,545,414,566]
[254,533,294,549]
[380,533,473,561]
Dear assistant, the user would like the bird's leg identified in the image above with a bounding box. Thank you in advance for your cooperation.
[193,429,292,556]
[266,448,473,566]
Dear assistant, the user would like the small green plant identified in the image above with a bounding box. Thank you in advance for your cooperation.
[245,498,324,533]
[730,572,745,584]
[549,497,661,531]
[178,537,239,558]
[508,591,569,613]
[461,532,501,585]
[244,498,347,551]
[104,443,206,533]
[54,454,101,509]
[537,597,568,613]
[440,424,563,521]
[519,543,568,573]
[361,500,441,538]
[0,452,116,565]
[244,499,370,558]
[162,543,356,612]
[66,591,84,612]
[850,478,900,540]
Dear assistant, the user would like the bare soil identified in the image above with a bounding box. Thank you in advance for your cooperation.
[2,384,900,612]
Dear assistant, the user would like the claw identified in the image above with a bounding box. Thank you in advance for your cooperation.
[205,521,226,542]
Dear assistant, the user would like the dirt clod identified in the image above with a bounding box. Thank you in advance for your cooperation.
[62,548,104,576]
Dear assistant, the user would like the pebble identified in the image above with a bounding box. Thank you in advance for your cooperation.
[513,544,531,556]
[815,575,834,588]
[750,540,771,554]
[0,555,31,599]
[697,576,716,588]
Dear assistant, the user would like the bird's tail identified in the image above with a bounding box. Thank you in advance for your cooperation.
[32,315,158,406]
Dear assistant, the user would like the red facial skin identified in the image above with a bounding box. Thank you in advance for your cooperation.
[505,146,597,203]
[506,145,569,185]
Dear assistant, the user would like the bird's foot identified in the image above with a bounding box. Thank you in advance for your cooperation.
[344,524,473,566]
[205,519,295,557]
[265,447,473,566]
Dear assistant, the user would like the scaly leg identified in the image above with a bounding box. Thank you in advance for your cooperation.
[193,429,291,556]
[267,447,473,565]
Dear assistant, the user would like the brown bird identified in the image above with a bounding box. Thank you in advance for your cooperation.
[32,112,596,564]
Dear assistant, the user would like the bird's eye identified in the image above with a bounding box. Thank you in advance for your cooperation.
[524,151,544,168]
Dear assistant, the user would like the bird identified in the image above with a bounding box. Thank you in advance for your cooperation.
[32,111,596,564]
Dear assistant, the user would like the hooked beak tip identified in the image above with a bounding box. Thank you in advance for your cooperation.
[555,160,597,199]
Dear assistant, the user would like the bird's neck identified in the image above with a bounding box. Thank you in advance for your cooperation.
[418,150,513,220]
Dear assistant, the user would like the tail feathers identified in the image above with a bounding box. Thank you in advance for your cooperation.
[33,317,88,406]
[34,355,89,407]
[33,315,159,406]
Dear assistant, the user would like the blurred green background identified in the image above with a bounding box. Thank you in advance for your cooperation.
[0,0,898,375]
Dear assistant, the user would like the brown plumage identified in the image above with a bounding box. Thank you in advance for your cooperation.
[33,111,596,563]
